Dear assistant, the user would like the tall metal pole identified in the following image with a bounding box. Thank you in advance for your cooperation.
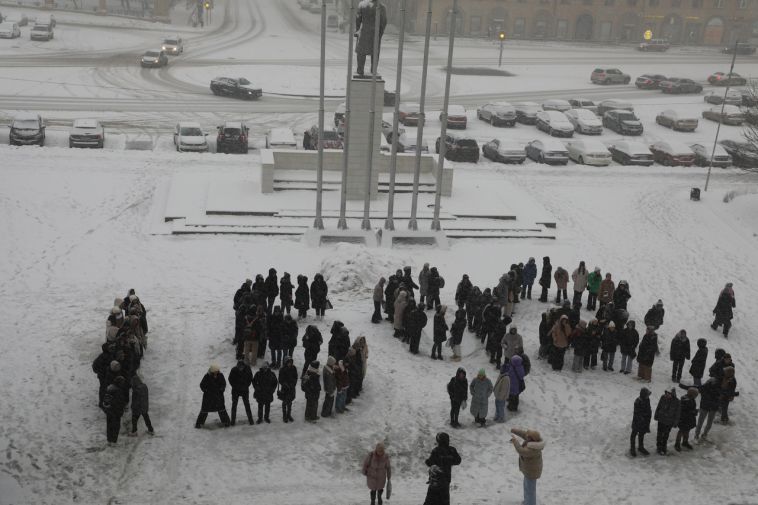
[338,0,356,230]
[314,0,328,229]
[705,39,739,192]
[498,39,503,66]
[361,0,383,231]
[384,0,406,231]
[409,0,432,231]
[431,0,457,232]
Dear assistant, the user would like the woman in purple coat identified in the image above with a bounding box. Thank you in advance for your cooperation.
[507,354,526,412]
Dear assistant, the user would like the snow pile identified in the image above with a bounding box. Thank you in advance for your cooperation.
[723,192,758,238]
[319,243,410,297]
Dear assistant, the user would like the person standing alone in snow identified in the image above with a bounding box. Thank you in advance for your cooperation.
[711,283,736,337]
[510,428,545,505]
[669,329,691,382]
[362,442,391,505]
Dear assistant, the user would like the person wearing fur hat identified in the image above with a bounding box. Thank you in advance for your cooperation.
[264,268,279,314]
[195,364,231,429]
[228,360,254,426]
[644,300,665,330]
[469,369,494,427]
[294,275,310,319]
[493,363,511,423]
[636,327,659,383]
[689,338,709,386]
[719,366,737,424]
[252,362,278,424]
[630,388,652,457]
[521,257,538,300]
[537,256,552,302]
[372,277,386,324]
[301,361,321,422]
[279,272,294,315]
[128,375,154,436]
[277,357,298,423]
[586,267,601,311]
[321,356,337,418]
[432,305,448,360]
[654,388,681,455]
[362,442,391,505]
[425,432,461,505]
[601,321,619,371]
[549,315,572,371]
[619,321,640,375]
[669,329,691,382]
[675,388,699,451]
[510,428,545,505]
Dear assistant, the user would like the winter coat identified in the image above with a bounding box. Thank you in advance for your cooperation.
[669,332,691,362]
[428,269,444,297]
[570,327,589,356]
[637,333,659,366]
[469,376,494,417]
[335,365,350,390]
[268,311,284,350]
[720,376,737,404]
[632,396,651,433]
[328,331,351,362]
[538,257,552,289]
[538,314,550,348]
[310,275,328,310]
[713,292,735,321]
[252,368,278,403]
[644,305,665,328]
[598,279,615,304]
[102,383,127,416]
[508,355,526,396]
[393,291,409,330]
[587,271,602,294]
[688,345,708,379]
[613,286,631,310]
[571,267,589,293]
[277,364,298,402]
[407,308,428,337]
[419,265,430,296]
[455,278,473,305]
[447,371,468,403]
[355,0,387,56]
[200,372,227,413]
[425,445,461,484]
[228,363,254,393]
[301,370,321,400]
[696,379,721,411]
[523,259,537,286]
[433,313,448,343]
[654,394,681,426]
[373,281,385,302]
[234,283,251,310]
[294,277,310,310]
[402,272,419,294]
[502,331,523,360]
[449,316,466,346]
[362,450,391,491]
[601,328,619,353]
[678,395,698,431]
[282,317,298,349]
[620,327,639,356]
[92,345,112,379]
[493,373,511,401]
[511,428,545,480]
[587,322,602,353]
[264,272,279,299]
[302,325,323,355]
[553,267,569,289]
[322,365,336,396]
[279,276,294,306]
[550,319,571,349]
[709,359,734,381]
[130,376,149,415]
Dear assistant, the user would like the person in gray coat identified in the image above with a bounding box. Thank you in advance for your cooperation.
[654,388,681,455]
[129,375,154,436]
[418,263,430,307]
[502,326,523,362]
[321,356,337,418]
[493,364,511,423]
[372,277,385,324]
[469,369,494,427]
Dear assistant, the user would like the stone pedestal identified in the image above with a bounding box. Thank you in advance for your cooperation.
[345,77,384,200]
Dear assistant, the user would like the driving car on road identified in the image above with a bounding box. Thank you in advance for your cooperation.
[217,121,249,154]
[210,77,262,99]
[536,110,574,137]
[702,105,745,125]
[477,102,516,127]
[689,143,732,167]
[435,134,479,162]
[514,102,540,125]
[635,74,668,89]
[704,89,743,106]
[655,109,698,132]
[648,141,695,166]
[638,39,670,52]
[658,77,703,94]
[607,141,654,166]
[565,139,611,166]
[9,113,45,146]
[173,122,209,152]
[591,68,631,85]
[603,110,643,135]
[69,119,104,148]
[722,43,755,55]
[565,108,603,135]
[162,36,183,55]
[707,72,747,86]
[481,139,525,164]
[525,138,569,165]
[140,50,168,68]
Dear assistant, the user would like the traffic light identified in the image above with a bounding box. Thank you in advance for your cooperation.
[498,31,506,40]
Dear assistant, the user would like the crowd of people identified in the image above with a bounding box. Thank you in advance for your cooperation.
[92,290,154,445]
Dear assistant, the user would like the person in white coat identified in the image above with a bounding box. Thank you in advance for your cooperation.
[493,364,511,423]
[571,261,589,308]
[502,326,523,362]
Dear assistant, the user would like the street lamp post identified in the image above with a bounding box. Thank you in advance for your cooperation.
[498,31,505,67]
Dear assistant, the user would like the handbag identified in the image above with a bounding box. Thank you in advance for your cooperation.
[386,479,392,500]
[326,299,334,310]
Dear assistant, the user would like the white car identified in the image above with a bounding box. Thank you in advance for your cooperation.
[704,89,742,106]
[173,122,209,152]
[162,36,183,55]
[608,141,654,166]
[690,143,732,167]
[566,139,612,166]
[0,21,21,38]
[535,110,574,137]
[565,108,603,135]
[542,99,571,112]
[69,119,104,148]
[567,98,598,114]
[655,109,698,132]
[265,127,297,150]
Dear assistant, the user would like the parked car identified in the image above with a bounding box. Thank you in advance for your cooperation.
[334,102,346,127]
[655,110,698,132]
[591,68,631,85]
[707,72,747,86]
[745,107,758,126]
[217,121,249,153]
[399,103,420,126]
[596,99,634,117]
[702,105,745,125]
[435,134,479,162]
[265,127,297,150]
[0,21,20,38]
[30,23,53,41]
[719,140,758,168]
[689,143,732,167]
[210,77,262,99]
[525,138,569,165]
[481,139,526,164]
[173,122,209,152]
[477,102,516,126]
[567,98,597,113]
[514,102,540,125]
[722,43,756,55]
[162,36,183,55]
[638,39,670,52]
[9,113,45,146]
[536,110,574,137]
[140,50,168,68]
[649,141,695,166]
[381,120,405,143]
[608,141,654,166]
[739,89,758,107]
[565,108,603,135]
[388,133,428,154]
[635,74,668,89]
[704,89,743,105]
[384,89,397,106]
[304,125,344,150]
[441,105,467,129]
[69,119,104,148]
[566,139,612,166]
[542,99,571,112]
[603,110,643,135]
[659,77,703,94]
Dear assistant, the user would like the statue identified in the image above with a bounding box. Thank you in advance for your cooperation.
[355,0,387,77]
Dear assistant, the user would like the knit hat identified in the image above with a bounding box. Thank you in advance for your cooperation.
[209,363,220,373]
[509,326,517,333]
[687,387,699,398]
[110,306,121,315]
[436,432,449,446]
[327,356,336,366]
[309,361,320,372]
[594,266,600,273]
[110,360,121,372]
[261,361,269,369]
[245,278,252,284]
[477,368,486,377]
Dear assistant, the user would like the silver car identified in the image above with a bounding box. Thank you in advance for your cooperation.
[477,102,516,127]
[565,108,603,135]
[69,119,104,148]
[655,110,698,132]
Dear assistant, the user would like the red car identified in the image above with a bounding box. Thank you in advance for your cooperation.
[707,72,747,86]
[648,141,695,166]
[441,105,467,129]
[399,103,420,126]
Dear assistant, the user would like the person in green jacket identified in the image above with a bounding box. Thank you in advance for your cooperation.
[586,267,602,311]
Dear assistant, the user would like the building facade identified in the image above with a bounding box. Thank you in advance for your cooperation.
[384,0,758,45]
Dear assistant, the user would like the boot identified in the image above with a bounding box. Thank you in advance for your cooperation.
[682,441,693,450]
[630,445,637,457]
[674,442,681,452]
[638,446,649,456]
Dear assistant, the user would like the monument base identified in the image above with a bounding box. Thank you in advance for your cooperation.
[303,228,380,247]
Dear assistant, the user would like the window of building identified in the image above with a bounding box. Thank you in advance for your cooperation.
[713,0,723,7]
[470,16,482,34]
[739,0,749,8]
[514,18,526,36]
[672,0,681,6]
[605,0,615,5]
[649,0,659,6]
[692,0,702,6]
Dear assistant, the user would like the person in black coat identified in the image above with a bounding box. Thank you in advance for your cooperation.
[328,323,351,363]
[619,320,639,374]
[447,368,468,428]
[708,352,734,381]
[629,387,651,457]
[279,272,294,315]
[310,273,329,320]
[432,305,448,360]
[455,275,473,310]
[234,279,252,312]
[654,389,681,455]
[466,286,482,332]
[251,274,266,308]
[669,329,691,382]
[407,303,428,354]
[93,343,115,408]
[711,283,736,337]
[537,256,552,302]
[278,357,298,423]
[537,312,551,360]
[281,314,298,362]
[228,360,254,426]
[689,338,708,386]
[302,361,321,422]
[644,300,665,330]
[102,376,128,445]
[302,324,323,376]
[268,306,284,369]
[402,266,419,299]
[252,363,279,424]
[636,327,659,382]
[584,319,602,370]
[426,267,444,311]
[675,388,699,451]
[264,268,279,314]
[687,378,721,440]
[345,348,363,403]
[195,364,231,428]
[489,316,508,369]
[613,280,631,311]
[600,322,619,371]
[425,432,461,505]
[294,275,310,320]
[480,302,500,345]
[128,375,154,436]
